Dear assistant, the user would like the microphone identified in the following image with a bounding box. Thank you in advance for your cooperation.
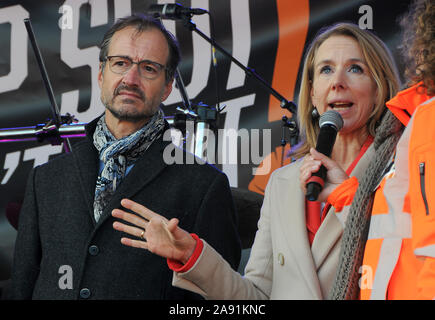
[305,110,343,201]
[148,3,208,20]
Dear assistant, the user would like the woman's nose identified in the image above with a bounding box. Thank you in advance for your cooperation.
[331,70,347,90]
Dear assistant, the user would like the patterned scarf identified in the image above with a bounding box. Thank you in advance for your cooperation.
[92,109,165,222]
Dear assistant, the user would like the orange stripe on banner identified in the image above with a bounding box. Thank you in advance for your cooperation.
[269,0,309,122]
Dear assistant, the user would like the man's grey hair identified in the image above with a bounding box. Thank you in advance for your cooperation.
[99,13,181,83]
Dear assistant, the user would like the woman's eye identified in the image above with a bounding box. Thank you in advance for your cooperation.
[349,64,363,73]
[320,66,332,74]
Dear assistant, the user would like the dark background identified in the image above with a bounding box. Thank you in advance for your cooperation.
[0,0,412,291]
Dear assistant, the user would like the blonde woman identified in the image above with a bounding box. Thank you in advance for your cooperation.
[111,23,401,299]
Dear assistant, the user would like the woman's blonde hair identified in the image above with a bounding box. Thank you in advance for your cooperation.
[292,23,401,159]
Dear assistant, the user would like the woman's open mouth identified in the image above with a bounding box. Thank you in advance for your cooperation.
[328,102,354,110]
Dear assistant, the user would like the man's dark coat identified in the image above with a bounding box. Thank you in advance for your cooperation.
[10,118,241,299]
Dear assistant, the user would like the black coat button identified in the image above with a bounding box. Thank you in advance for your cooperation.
[88,245,99,256]
[79,288,91,299]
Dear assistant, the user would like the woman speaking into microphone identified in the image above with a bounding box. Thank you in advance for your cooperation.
[111,22,401,299]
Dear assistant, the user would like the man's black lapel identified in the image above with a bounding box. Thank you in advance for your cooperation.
[71,139,99,225]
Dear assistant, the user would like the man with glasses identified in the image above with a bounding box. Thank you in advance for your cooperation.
[9,14,241,300]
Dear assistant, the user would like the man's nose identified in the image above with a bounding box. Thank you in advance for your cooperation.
[121,64,141,86]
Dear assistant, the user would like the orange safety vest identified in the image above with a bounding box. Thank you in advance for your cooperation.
[328,83,435,299]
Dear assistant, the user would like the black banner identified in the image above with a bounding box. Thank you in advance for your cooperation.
[0,0,412,287]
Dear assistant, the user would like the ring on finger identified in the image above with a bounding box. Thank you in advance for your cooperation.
[139,229,145,240]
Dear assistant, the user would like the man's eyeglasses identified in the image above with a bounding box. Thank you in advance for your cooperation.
[104,55,167,80]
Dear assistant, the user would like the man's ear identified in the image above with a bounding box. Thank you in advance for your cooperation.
[161,78,174,102]
[98,62,104,89]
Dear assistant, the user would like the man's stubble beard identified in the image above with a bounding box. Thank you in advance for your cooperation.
[102,86,158,123]
[105,98,156,123]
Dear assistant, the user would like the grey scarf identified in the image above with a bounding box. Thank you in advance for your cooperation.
[329,109,404,299]
[92,109,165,222]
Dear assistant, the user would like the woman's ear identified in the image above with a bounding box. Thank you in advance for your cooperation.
[309,80,316,107]
[311,106,320,120]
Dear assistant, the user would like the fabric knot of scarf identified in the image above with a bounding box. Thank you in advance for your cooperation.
[92,109,165,222]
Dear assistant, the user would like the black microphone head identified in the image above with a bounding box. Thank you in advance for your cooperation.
[147,4,161,18]
[148,4,181,19]
[319,110,343,131]
[148,3,207,20]
[306,110,343,202]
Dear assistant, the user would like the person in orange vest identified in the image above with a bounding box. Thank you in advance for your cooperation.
[301,0,435,299]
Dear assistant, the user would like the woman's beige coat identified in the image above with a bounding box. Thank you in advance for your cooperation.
[172,144,375,299]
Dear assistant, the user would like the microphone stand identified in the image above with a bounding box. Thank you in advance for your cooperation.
[0,19,87,146]
[0,114,86,143]
[24,18,73,152]
[157,9,218,162]
[174,67,193,112]
[176,13,300,144]
[280,115,299,166]
[171,68,218,161]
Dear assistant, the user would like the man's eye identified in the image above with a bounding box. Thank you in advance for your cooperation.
[113,60,128,67]
[142,64,158,73]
